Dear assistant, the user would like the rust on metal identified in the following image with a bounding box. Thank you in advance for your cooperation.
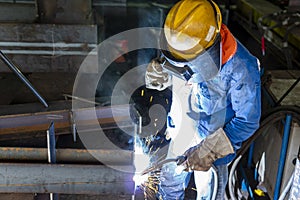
[0,163,135,194]
[0,104,133,135]
[0,147,133,165]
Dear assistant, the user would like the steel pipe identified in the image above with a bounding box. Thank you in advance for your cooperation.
[0,163,134,194]
[1,49,97,56]
[0,41,97,48]
[0,147,133,165]
[0,50,48,107]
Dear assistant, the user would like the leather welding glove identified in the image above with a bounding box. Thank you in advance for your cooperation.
[145,58,172,91]
[181,128,234,171]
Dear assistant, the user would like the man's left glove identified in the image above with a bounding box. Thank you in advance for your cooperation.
[145,58,171,91]
[181,128,234,171]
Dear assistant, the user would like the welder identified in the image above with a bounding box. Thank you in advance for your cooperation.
[145,0,262,199]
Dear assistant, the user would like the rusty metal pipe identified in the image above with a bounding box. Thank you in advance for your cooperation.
[0,163,134,194]
[0,104,133,135]
[0,147,133,165]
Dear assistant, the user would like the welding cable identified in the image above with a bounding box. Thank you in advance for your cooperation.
[211,166,218,200]
[228,105,300,199]
[237,105,300,156]
[278,173,294,200]
[228,155,242,200]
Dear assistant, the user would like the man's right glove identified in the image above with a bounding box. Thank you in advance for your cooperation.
[145,58,172,91]
[181,128,234,171]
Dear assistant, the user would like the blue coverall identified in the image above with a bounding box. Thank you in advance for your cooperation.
[159,39,261,199]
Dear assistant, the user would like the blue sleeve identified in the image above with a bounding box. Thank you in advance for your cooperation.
[223,68,261,151]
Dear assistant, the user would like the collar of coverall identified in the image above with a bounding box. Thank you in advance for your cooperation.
[220,24,237,65]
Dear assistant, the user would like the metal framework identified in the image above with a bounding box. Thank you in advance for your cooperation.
[0,102,137,196]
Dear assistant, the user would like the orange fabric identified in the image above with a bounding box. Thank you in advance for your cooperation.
[220,24,237,65]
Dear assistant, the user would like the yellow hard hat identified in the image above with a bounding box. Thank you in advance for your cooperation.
[162,0,222,61]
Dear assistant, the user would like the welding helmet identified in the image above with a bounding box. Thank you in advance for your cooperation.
[160,0,222,82]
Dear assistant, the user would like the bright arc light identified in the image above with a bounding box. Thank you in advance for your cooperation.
[134,146,151,173]
[133,142,151,186]
[133,173,149,186]
[175,165,185,175]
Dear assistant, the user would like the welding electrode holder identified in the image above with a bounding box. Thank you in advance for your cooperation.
[142,155,187,175]
[158,57,194,81]
[176,155,187,165]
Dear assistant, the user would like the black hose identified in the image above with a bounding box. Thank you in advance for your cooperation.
[236,105,300,157]
[228,105,300,199]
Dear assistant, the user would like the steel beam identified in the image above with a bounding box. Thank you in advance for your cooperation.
[0,163,135,195]
[0,103,133,135]
[0,147,133,165]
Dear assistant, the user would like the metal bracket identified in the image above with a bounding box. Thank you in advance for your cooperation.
[47,122,59,200]
[69,110,77,143]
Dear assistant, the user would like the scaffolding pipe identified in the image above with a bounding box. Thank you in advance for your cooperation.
[0,147,133,165]
[0,163,134,194]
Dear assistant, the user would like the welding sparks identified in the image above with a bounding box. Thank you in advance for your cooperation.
[133,116,164,199]
[141,89,144,97]
[149,96,153,103]
[133,137,162,199]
